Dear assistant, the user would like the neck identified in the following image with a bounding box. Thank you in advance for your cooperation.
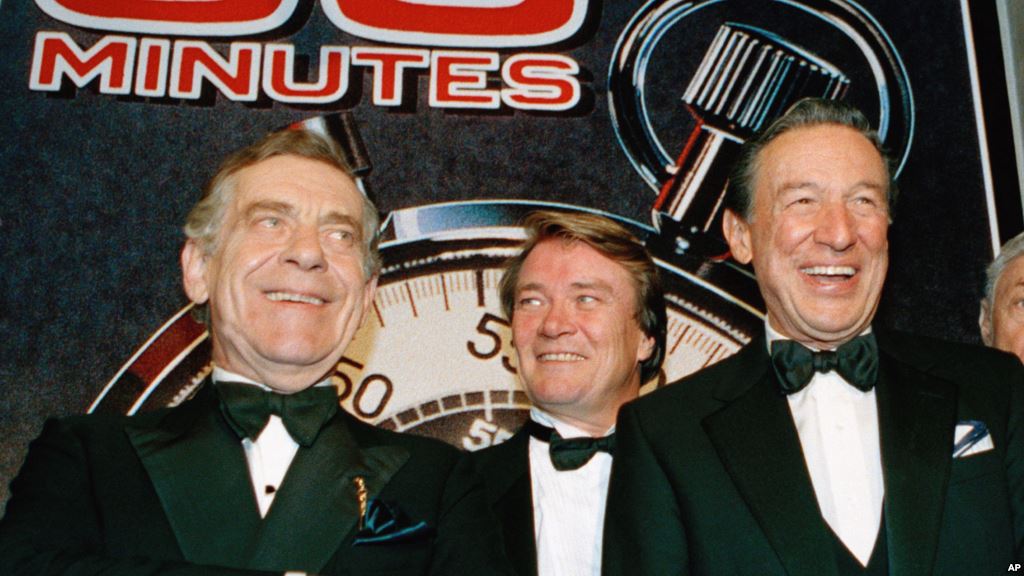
[212,354,333,394]
[765,317,872,351]
[533,406,616,438]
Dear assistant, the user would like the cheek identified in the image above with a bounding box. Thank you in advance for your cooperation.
[768,217,811,249]
[989,306,1023,350]
[219,245,268,284]
[511,316,537,348]
[1001,311,1024,344]
[860,221,890,251]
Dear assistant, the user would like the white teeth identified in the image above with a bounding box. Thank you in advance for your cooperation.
[266,292,324,305]
[801,266,855,277]
[538,353,585,362]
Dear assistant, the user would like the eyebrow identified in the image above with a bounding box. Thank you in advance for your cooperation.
[243,200,294,220]
[517,279,615,293]
[778,180,886,193]
[242,201,362,237]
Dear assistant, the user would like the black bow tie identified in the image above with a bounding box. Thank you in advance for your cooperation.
[524,420,615,471]
[215,382,339,446]
[770,334,879,395]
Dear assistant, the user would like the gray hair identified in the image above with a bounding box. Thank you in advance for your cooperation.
[983,231,1024,308]
[184,128,381,278]
[726,97,897,220]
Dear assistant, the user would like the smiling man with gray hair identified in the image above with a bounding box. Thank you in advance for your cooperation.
[981,231,1024,363]
[0,128,513,576]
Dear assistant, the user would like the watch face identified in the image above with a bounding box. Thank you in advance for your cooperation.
[90,201,763,450]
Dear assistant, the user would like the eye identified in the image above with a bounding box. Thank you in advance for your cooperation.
[326,228,356,245]
[258,216,280,228]
[331,230,353,240]
[784,195,816,210]
[577,295,598,304]
[517,297,542,309]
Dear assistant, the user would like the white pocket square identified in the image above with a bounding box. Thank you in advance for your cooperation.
[953,420,993,458]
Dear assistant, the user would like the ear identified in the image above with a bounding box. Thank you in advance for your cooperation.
[979,299,993,346]
[181,239,210,304]
[722,208,753,265]
[360,274,379,316]
[637,333,655,363]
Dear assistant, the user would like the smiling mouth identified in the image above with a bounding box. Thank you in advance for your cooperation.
[800,266,856,279]
[538,353,586,362]
[266,291,325,305]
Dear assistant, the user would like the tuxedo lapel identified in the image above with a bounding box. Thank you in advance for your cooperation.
[247,411,410,573]
[702,342,839,576]
[875,349,956,576]
[125,384,261,565]
[482,429,537,576]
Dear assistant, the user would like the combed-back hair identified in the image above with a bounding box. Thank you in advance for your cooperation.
[726,97,897,220]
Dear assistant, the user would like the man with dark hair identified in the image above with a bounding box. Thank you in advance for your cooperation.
[981,231,1024,362]
[603,98,1024,576]
[0,128,513,576]
[472,210,667,576]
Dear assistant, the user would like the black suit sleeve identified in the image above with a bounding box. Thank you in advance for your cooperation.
[428,451,516,576]
[0,418,276,576]
[1007,362,1024,559]
[602,402,688,576]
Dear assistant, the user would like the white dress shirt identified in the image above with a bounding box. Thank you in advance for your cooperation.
[766,323,884,566]
[212,367,331,518]
[528,407,613,576]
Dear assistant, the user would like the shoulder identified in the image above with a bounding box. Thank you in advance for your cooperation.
[877,329,1023,387]
[625,339,768,420]
[469,427,527,461]
[40,401,180,442]
[466,427,528,479]
[343,412,461,466]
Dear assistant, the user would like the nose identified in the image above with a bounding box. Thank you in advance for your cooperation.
[814,201,856,252]
[282,225,326,271]
[540,300,576,339]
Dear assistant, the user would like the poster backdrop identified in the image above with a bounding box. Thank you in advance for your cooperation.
[2,0,1020,509]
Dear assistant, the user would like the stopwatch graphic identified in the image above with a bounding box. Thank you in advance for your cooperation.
[609,0,913,256]
[91,0,913,451]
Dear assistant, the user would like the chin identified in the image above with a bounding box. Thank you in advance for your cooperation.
[257,342,337,368]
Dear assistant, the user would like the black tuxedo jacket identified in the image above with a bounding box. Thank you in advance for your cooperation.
[0,383,514,576]
[603,330,1024,576]
[470,428,538,576]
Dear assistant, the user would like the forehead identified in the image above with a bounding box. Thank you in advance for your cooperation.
[229,154,362,217]
[753,124,888,198]
[519,238,636,292]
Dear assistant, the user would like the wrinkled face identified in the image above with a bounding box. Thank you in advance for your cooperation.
[981,255,1024,363]
[511,239,654,434]
[182,155,377,392]
[724,124,890,349]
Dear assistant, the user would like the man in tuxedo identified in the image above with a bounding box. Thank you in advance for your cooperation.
[471,210,667,576]
[603,98,1024,576]
[981,231,1024,362]
[0,128,513,575]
